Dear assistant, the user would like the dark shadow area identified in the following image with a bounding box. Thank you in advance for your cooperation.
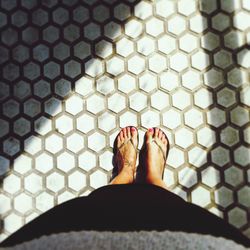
[199,0,250,237]
[0,0,140,237]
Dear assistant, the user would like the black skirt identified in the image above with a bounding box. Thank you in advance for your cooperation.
[1,184,250,247]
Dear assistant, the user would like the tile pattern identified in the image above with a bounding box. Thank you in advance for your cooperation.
[0,0,250,241]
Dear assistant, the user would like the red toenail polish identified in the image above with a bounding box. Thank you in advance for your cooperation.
[131,127,136,131]
[149,128,153,132]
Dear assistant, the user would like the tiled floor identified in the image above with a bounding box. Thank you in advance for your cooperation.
[0,0,250,242]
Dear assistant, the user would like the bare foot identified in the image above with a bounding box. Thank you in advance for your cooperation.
[113,126,138,183]
[144,128,169,183]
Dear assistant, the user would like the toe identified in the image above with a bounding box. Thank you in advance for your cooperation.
[146,128,153,143]
[123,127,127,138]
[126,126,131,138]
[155,128,159,138]
[159,130,163,140]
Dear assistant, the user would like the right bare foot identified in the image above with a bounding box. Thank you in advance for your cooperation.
[144,127,169,183]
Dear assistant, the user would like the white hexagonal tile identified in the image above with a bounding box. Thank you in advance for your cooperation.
[172,89,191,110]
[230,106,249,127]
[108,93,126,113]
[158,34,176,55]
[14,193,32,214]
[201,32,219,51]
[169,52,188,72]
[220,126,239,147]
[243,127,250,144]
[148,53,167,73]
[204,68,223,89]
[129,92,147,112]
[141,110,160,129]
[207,107,226,128]
[191,186,211,207]
[191,51,210,71]
[234,146,250,167]
[0,194,11,214]
[201,166,221,187]
[146,17,164,37]
[118,74,136,94]
[66,133,84,153]
[3,174,21,194]
[237,48,250,68]
[35,192,54,212]
[57,191,75,204]
[168,15,186,35]
[175,127,193,149]
[135,1,153,20]
[44,97,62,116]
[128,55,145,75]
[139,72,157,92]
[178,167,198,188]
[167,147,185,168]
[197,127,216,148]
[125,19,143,38]
[65,95,83,115]
[85,58,104,77]
[98,111,116,132]
[179,33,198,53]
[95,40,113,59]
[137,36,155,56]
[163,109,181,129]
[24,136,42,155]
[13,155,32,174]
[104,21,122,40]
[35,152,53,173]
[90,170,107,189]
[116,37,134,57]
[189,14,208,33]
[237,186,250,208]
[224,166,244,187]
[155,0,175,18]
[106,56,124,76]
[79,150,96,171]
[194,88,213,109]
[57,151,75,173]
[113,3,130,21]
[188,146,207,167]
[77,113,95,134]
[119,111,138,128]
[233,11,250,31]
[160,71,179,92]
[5,214,23,233]
[99,151,113,171]
[211,146,230,167]
[68,170,86,192]
[240,85,250,106]
[178,0,196,16]
[75,77,94,97]
[55,114,73,135]
[182,70,201,91]
[46,172,65,193]
[214,186,234,208]
[34,116,52,136]
[86,94,105,114]
[45,134,63,154]
[151,90,169,111]
[88,132,106,152]
[212,13,230,32]
[228,207,247,228]
[24,173,43,194]
[184,108,204,129]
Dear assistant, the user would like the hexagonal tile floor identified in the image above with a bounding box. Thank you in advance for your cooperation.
[0,0,250,242]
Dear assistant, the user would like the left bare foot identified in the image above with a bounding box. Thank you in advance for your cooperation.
[114,126,138,183]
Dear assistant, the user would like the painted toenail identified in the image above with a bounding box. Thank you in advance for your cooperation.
[149,128,153,132]
[131,127,136,131]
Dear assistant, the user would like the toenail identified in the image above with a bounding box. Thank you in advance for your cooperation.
[131,127,136,131]
[149,128,153,132]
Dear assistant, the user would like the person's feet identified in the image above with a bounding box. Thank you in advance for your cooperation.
[114,126,138,183]
[144,128,169,183]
